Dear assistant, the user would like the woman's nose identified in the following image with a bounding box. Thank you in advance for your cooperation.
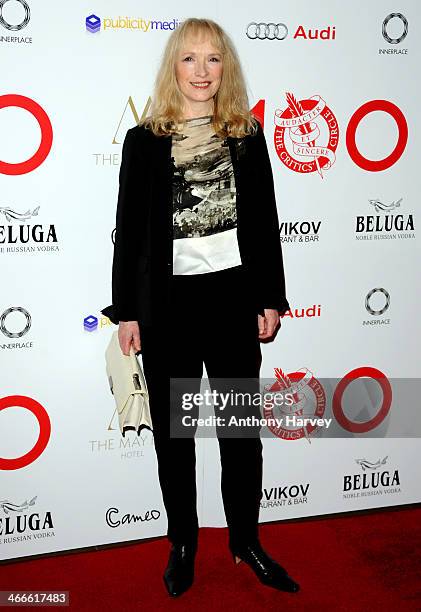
[194,60,208,77]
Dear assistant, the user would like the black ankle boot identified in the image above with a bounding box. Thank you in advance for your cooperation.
[163,542,197,597]
[231,540,300,593]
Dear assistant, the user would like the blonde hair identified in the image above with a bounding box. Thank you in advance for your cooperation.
[141,18,258,138]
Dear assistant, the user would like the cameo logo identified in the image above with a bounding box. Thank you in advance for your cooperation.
[280,220,321,244]
[0,95,53,175]
[0,396,51,470]
[86,13,100,33]
[106,506,161,528]
[274,92,338,178]
[0,0,30,31]
[246,22,288,40]
[261,483,310,508]
[380,13,408,53]
[343,456,401,500]
[355,198,415,241]
[0,206,59,254]
[263,368,326,441]
[0,496,55,543]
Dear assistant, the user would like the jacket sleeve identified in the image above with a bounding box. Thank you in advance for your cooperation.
[252,121,291,317]
[102,127,143,323]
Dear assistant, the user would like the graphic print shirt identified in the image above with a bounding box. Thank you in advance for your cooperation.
[171,115,242,275]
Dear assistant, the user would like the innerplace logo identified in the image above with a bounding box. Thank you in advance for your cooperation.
[0,0,30,31]
[382,13,408,45]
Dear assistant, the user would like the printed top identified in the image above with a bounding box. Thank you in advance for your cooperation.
[171,115,242,275]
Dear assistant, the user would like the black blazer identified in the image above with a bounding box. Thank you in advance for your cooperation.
[101,120,290,327]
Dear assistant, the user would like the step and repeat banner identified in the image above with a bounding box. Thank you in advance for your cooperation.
[1,0,420,560]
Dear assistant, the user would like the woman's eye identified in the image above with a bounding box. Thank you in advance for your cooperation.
[209,57,221,62]
[182,56,193,61]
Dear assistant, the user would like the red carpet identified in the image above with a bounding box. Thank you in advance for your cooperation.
[1,505,420,611]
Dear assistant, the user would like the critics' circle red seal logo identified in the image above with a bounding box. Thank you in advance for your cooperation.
[263,367,326,440]
[274,92,338,178]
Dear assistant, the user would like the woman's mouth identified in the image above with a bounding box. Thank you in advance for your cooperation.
[190,82,211,88]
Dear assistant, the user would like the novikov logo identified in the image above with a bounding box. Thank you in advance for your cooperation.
[343,456,401,500]
[280,220,321,244]
[0,205,59,254]
[86,14,181,33]
[261,483,310,508]
[355,198,415,241]
[0,496,55,544]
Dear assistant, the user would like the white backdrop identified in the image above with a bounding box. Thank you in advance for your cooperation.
[1,0,420,560]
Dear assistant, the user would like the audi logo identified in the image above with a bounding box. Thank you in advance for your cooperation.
[382,13,408,45]
[365,288,390,316]
[246,22,288,41]
[0,0,30,31]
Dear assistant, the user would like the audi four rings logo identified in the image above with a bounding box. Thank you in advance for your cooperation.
[246,22,288,40]
[0,0,30,31]
[365,288,390,316]
[382,13,408,45]
[0,307,31,338]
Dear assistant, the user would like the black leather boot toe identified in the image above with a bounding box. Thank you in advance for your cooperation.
[163,542,197,597]
[231,540,300,593]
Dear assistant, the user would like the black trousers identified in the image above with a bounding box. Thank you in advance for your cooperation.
[140,264,263,550]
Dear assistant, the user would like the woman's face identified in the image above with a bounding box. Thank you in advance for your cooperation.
[175,36,223,113]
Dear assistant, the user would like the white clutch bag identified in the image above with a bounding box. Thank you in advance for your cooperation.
[105,330,153,437]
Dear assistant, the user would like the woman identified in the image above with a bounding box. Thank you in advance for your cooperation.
[102,17,299,598]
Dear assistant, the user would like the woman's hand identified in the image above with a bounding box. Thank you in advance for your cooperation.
[118,321,141,356]
[258,309,280,340]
